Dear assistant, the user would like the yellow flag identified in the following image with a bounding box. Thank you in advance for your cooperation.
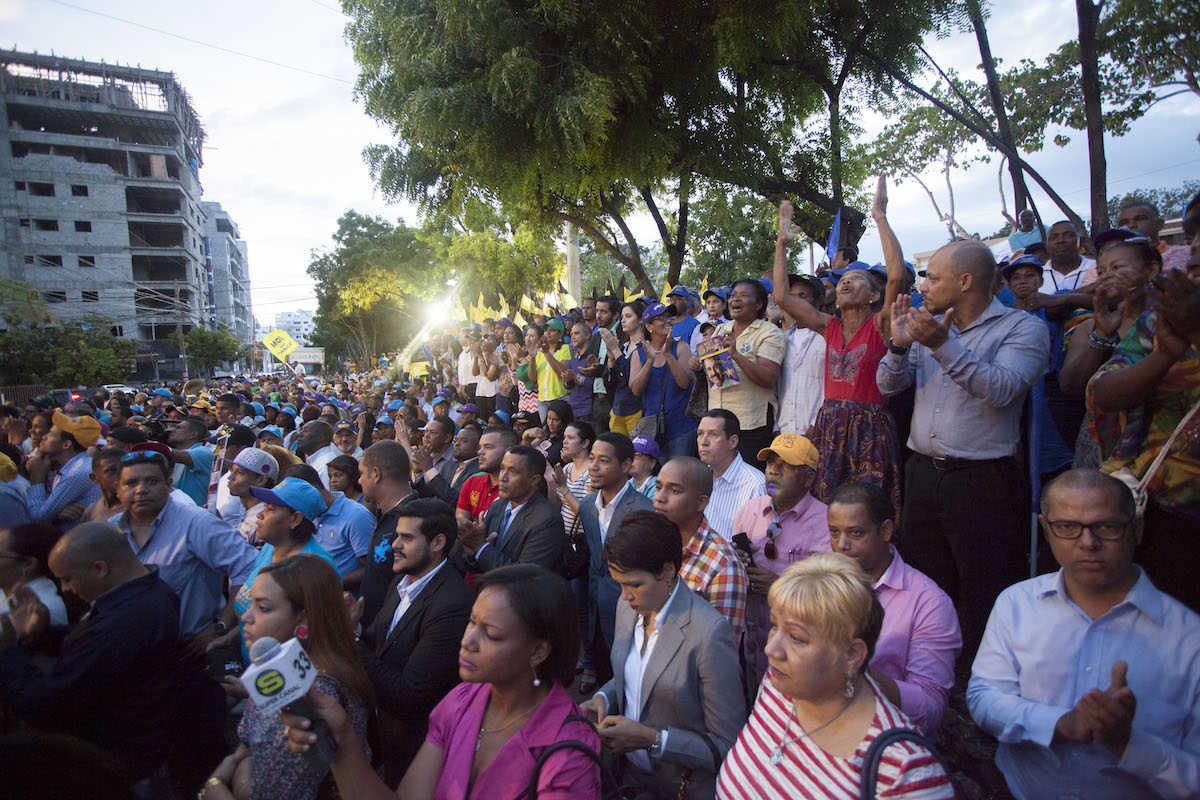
[262,329,300,361]
[661,278,673,302]
[623,284,642,303]
[700,272,709,295]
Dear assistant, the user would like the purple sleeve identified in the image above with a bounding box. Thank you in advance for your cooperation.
[893,585,962,733]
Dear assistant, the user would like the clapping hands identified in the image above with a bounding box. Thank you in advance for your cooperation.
[1054,661,1137,757]
[890,295,955,350]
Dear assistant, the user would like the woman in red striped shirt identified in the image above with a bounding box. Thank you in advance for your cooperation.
[716,553,953,800]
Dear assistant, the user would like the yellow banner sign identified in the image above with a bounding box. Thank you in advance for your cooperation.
[262,329,301,361]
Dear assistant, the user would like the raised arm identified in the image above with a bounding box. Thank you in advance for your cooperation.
[773,200,831,334]
[873,176,907,341]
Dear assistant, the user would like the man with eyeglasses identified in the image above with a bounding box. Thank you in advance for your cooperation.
[730,433,828,695]
[110,448,257,661]
[968,469,1200,799]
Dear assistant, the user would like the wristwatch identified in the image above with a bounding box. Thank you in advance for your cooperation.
[648,729,665,759]
[887,337,910,356]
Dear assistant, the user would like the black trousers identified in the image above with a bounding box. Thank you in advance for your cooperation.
[738,405,775,470]
[899,452,1030,659]
[1139,501,1200,614]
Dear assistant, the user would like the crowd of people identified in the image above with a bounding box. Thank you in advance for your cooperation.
[0,178,1198,799]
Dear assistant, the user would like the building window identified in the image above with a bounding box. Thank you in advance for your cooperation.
[79,255,96,267]
[74,221,92,232]
[34,219,59,231]
[23,255,34,264]
[29,182,54,197]
[19,218,30,227]
[111,325,124,337]
[44,291,67,303]
[36,255,64,267]
[71,184,89,197]
[14,181,25,191]
[82,290,100,302]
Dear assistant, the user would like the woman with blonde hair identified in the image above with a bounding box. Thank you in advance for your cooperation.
[716,553,952,799]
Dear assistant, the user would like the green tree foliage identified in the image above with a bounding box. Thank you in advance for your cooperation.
[1103,0,1200,108]
[308,211,446,367]
[343,0,957,288]
[1108,180,1200,223]
[183,327,245,377]
[0,315,135,387]
[682,182,798,287]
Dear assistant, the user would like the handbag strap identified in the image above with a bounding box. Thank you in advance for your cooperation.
[1137,395,1200,494]
[858,727,949,800]
[525,714,620,799]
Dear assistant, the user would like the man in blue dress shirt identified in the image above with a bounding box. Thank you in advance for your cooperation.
[969,469,1200,799]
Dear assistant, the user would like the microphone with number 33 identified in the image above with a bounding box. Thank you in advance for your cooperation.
[241,636,338,771]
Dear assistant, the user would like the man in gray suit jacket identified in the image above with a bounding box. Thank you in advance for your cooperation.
[580,433,653,669]
[459,445,564,573]
[581,510,746,800]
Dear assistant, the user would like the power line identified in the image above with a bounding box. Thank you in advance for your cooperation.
[307,0,345,14]
[40,0,355,84]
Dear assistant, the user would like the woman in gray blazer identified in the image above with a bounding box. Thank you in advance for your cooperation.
[580,510,747,799]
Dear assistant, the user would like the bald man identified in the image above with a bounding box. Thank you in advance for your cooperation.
[652,457,748,637]
[879,239,1049,658]
[0,523,200,789]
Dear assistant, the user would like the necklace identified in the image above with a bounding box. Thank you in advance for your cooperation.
[475,705,538,752]
[769,692,856,766]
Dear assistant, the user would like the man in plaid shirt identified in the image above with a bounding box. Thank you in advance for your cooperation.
[653,456,748,637]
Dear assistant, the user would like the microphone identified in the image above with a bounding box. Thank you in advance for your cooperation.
[241,636,338,771]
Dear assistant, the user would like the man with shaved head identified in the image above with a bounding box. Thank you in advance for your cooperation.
[879,238,1050,658]
[298,419,340,490]
[0,522,193,790]
[652,456,747,636]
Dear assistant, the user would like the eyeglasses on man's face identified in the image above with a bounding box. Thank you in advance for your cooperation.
[1044,519,1130,541]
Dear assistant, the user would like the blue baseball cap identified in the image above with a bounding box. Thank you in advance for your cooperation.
[333,420,358,434]
[758,278,774,293]
[667,285,692,299]
[829,261,873,279]
[642,301,674,323]
[460,403,479,414]
[1002,253,1045,280]
[632,435,660,460]
[257,425,284,439]
[386,399,404,411]
[251,477,327,521]
[702,286,729,301]
[491,410,511,424]
[153,388,173,398]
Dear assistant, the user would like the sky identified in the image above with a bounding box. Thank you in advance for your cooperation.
[4,0,1197,319]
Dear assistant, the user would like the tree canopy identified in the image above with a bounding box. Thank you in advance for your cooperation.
[183,327,245,377]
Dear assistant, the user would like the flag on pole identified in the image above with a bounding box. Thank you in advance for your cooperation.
[700,272,709,295]
[823,207,842,264]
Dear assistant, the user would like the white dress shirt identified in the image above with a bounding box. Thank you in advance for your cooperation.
[474,499,528,559]
[306,443,341,491]
[596,481,632,543]
[1042,257,1097,292]
[704,453,766,541]
[777,326,826,435]
[968,568,1200,799]
[622,579,681,772]
[386,560,448,638]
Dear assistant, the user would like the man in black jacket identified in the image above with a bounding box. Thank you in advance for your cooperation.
[359,498,473,785]
[0,521,224,797]
[459,445,565,573]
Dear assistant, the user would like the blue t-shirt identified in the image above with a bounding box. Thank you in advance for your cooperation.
[671,315,700,344]
[232,540,336,662]
[174,444,214,506]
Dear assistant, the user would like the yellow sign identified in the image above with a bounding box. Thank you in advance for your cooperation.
[410,361,430,377]
[262,329,300,361]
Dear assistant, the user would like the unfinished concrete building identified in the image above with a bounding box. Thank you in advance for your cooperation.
[0,49,241,379]
[201,200,254,344]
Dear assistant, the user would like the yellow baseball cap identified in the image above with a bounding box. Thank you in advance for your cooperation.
[0,452,16,482]
[190,399,213,411]
[757,433,819,469]
[51,409,102,448]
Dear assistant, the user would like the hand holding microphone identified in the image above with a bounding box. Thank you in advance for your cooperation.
[241,636,341,771]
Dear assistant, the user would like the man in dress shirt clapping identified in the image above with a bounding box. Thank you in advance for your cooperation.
[968,469,1200,799]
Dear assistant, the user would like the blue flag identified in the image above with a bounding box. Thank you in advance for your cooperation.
[824,207,842,264]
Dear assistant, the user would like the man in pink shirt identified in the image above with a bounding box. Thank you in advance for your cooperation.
[731,433,830,693]
[828,480,962,734]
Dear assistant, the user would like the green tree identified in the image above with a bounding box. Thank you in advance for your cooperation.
[1108,180,1200,223]
[344,0,957,289]
[1103,0,1200,108]
[682,182,797,287]
[183,327,245,377]
[308,211,446,367]
[0,316,136,387]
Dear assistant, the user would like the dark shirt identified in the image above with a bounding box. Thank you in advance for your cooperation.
[360,492,418,628]
[0,569,184,780]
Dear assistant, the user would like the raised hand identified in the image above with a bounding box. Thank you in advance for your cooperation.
[1079,661,1137,757]
[1092,276,1126,337]
[1150,271,1200,349]
[871,175,888,219]
[889,295,915,349]
[778,200,800,243]
[6,583,50,642]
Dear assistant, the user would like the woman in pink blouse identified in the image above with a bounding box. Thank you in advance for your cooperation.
[283,564,600,800]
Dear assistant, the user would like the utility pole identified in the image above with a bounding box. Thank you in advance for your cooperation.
[175,279,189,379]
